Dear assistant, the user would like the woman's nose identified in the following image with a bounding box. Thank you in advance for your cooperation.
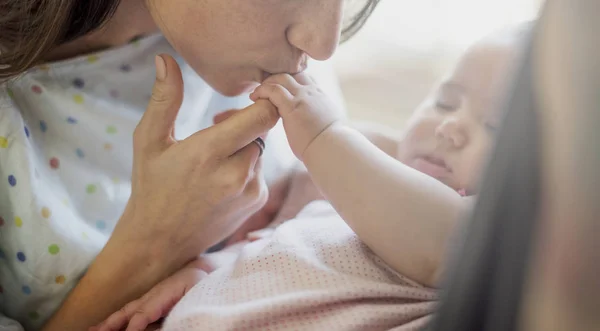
[435,117,469,148]
[286,1,344,61]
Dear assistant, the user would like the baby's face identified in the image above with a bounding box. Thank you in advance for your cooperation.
[397,38,519,194]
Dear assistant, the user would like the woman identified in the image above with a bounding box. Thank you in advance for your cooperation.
[0,0,379,329]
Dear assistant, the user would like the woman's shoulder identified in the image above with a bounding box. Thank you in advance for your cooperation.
[0,87,29,152]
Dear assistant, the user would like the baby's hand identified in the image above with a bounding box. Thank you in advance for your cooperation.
[92,259,211,331]
[250,73,344,160]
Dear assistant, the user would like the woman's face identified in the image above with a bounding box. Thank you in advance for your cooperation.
[147,0,344,96]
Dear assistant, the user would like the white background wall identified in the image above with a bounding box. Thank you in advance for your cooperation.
[330,0,544,129]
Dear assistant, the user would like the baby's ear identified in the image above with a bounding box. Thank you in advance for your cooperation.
[213,109,239,124]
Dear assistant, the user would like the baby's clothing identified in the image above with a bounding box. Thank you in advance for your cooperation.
[163,201,438,331]
[0,34,300,330]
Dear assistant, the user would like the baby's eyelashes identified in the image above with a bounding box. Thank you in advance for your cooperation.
[434,86,463,111]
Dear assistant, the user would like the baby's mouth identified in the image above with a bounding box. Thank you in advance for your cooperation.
[412,155,452,179]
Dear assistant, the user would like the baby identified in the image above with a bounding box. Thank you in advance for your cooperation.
[94,26,526,331]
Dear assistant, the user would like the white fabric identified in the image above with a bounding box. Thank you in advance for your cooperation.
[0,34,301,330]
[163,201,437,331]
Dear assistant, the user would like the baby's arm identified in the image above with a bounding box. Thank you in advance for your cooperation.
[251,74,468,287]
[303,124,466,287]
[352,121,401,158]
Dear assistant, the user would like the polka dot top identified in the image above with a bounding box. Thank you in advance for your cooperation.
[0,34,294,330]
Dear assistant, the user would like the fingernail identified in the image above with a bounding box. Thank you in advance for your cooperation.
[155,55,167,81]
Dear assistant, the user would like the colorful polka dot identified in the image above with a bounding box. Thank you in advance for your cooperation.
[48,244,60,255]
[112,177,120,184]
[103,143,113,151]
[31,85,42,94]
[24,126,30,138]
[109,90,119,98]
[49,157,60,169]
[86,184,97,194]
[96,220,107,230]
[62,199,69,206]
[16,252,26,262]
[76,148,85,158]
[40,120,48,132]
[67,116,78,124]
[87,55,99,63]
[120,64,132,72]
[28,312,39,320]
[15,216,22,227]
[8,175,16,186]
[72,78,85,89]
[106,125,118,134]
[55,275,66,285]
[130,36,142,46]
[0,136,7,149]
[73,94,85,104]
[7,88,14,99]
[0,216,4,226]
[82,232,89,240]
[41,207,51,219]
[38,65,50,71]
[22,286,31,295]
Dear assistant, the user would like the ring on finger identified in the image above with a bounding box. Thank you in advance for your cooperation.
[252,137,266,157]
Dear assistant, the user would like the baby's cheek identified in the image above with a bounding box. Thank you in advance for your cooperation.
[463,144,489,191]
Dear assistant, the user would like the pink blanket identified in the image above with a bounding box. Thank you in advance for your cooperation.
[163,201,437,331]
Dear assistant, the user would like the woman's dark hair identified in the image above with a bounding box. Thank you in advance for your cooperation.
[0,0,380,80]
[341,0,381,43]
[0,0,120,79]
[427,30,541,330]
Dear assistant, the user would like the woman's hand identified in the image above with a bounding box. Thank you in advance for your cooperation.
[92,259,212,331]
[43,54,279,330]
[225,165,324,245]
[113,54,277,268]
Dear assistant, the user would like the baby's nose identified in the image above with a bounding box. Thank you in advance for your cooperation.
[436,118,468,148]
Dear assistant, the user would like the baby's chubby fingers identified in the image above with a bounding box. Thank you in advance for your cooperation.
[263,73,304,92]
[250,84,294,115]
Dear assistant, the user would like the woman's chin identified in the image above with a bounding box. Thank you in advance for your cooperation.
[216,81,259,97]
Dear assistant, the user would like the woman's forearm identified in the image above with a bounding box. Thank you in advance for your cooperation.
[42,203,199,331]
[302,123,465,287]
[42,236,173,331]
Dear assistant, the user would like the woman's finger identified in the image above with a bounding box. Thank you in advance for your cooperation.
[96,299,144,331]
[215,110,269,144]
[190,100,279,157]
[223,142,262,190]
[213,110,239,124]
[126,283,191,331]
[263,73,303,93]
[292,72,315,85]
[135,54,184,150]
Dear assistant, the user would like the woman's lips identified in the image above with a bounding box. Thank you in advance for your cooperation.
[412,156,452,178]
